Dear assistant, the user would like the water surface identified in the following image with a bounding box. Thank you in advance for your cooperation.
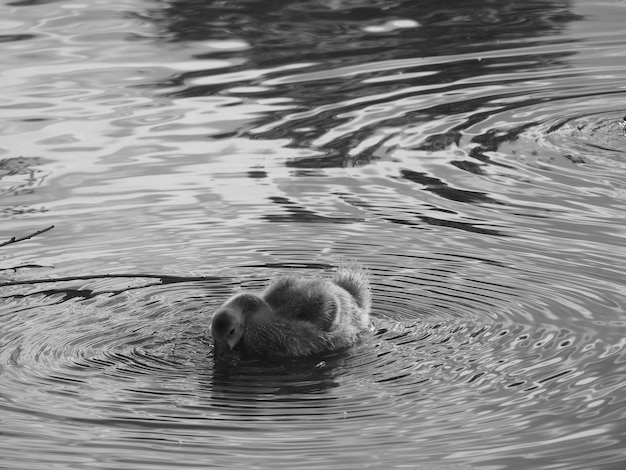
[1,0,625,468]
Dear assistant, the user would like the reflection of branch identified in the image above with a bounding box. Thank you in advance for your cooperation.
[0,225,55,248]
[7,281,165,302]
[0,273,218,289]
[0,264,54,272]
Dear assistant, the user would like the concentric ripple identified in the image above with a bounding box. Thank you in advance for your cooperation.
[1,266,625,468]
[0,280,212,401]
[545,111,626,158]
[489,106,626,168]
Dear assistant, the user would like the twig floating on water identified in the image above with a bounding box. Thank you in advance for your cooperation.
[0,264,54,272]
[0,273,219,289]
[0,225,55,249]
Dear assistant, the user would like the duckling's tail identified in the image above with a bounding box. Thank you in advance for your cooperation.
[333,262,372,311]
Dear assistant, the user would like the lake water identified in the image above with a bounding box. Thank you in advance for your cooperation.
[1,0,625,468]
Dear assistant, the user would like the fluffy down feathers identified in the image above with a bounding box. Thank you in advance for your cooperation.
[211,263,372,358]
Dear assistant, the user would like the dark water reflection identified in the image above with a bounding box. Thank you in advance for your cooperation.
[2,0,626,468]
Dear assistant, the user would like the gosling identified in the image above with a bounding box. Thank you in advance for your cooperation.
[211,264,371,358]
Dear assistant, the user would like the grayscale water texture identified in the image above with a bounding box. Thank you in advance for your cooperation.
[1,0,625,468]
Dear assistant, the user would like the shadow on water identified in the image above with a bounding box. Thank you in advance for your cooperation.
[144,1,581,62]
[113,0,616,243]
[138,1,583,153]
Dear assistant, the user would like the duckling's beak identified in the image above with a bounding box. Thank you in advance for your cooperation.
[213,338,231,359]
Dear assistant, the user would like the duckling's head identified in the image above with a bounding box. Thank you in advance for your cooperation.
[211,293,269,358]
[211,306,244,359]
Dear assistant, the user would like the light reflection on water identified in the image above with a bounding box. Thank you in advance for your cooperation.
[1,0,626,468]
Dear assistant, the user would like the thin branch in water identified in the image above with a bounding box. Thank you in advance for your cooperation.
[0,264,54,272]
[0,225,55,249]
[5,282,165,302]
[0,273,219,289]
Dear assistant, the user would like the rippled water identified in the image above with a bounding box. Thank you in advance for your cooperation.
[1,0,626,468]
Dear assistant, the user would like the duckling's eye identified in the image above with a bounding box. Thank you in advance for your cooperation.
[228,328,236,337]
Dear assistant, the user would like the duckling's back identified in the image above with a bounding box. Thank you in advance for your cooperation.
[236,264,372,357]
[263,276,337,331]
[262,263,371,331]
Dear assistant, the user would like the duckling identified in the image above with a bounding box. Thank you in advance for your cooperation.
[211,264,372,358]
